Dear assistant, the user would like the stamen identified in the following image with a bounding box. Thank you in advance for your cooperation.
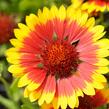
[42,41,79,78]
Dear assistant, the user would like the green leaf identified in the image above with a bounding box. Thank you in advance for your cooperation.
[0,44,8,57]
[0,0,9,12]
[0,63,3,74]
[21,99,40,109]
[0,95,20,109]
[97,105,107,109]
[19,0,44,13]
[10,78,22,102]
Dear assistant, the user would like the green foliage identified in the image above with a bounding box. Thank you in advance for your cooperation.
[21,99,39,109]
[97,105,107,109]
[19,0,44,13]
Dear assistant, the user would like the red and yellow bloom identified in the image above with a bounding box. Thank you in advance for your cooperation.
[82,0,109,13]
[0,13,16,44]
[6,5,109,109]
[41,88,109,109]
[78,89,109,109]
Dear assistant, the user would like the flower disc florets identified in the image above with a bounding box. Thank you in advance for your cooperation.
[42,41,79,78]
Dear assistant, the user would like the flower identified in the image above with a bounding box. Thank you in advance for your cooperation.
[82,0,109,13]
[6,5,109,109]
[41,88,109,109]
[0,13,16,44]
[77,89,109,109]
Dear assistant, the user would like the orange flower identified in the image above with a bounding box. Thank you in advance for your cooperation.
[82,0,109,13]
[0,13,16,44]
[77,89,109,109]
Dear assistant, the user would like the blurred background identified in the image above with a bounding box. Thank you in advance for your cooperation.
[0,0,109,109]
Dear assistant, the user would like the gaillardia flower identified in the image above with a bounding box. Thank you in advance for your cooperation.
[82,0,109,13]
[0,13,16,44]
[41,88,109,109]
[77,89,109,109]
[6,5,109,109]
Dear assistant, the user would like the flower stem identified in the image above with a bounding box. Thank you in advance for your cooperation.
[0,95,20,109]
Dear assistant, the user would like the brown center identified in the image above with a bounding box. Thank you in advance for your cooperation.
[41,41,79,78]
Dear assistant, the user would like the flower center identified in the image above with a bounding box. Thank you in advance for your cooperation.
[41,42,79,78]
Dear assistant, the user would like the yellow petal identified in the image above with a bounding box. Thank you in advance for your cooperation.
[85,17,95,28]
[27,82,40,91]
[7,57,20,65]
[29,90,41,102]
[45,92,55,104]
[43,7,51,21]
[38,7,51,24]
[5,48,19,55]
[50,5,58,19]
[97,49,109,57]
[38,93,46,105]
[75,10,82,23]
[92,73,107,83]
[58,96,67,109]
[83,82,95,95]
[79,13,88,26]
[66,5,75,20]
[6,50,21,64]
[14,25,30,41]
[24,87,30,98]
[93,32,106,42]
[96,67,109,74]
[58,5,66,20]
[95,38,109,49]
[90,25,105,41]
[92,80,104,89]
[26,14,39,30]
[6,50,19,58]
[95,58,109,66]
[8,65,24,76]
[68,93,77,108]
[71,0,83,8]
[18,23,30,32]
[75,97,79,108]
[18,74,31,87]
[14,29,25,41]
[10,39,23,48]
[76,88,84,97]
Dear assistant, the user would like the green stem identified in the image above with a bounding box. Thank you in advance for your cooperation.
[0,76,12,99]
[10,78,19,89]
[0,95,20,109]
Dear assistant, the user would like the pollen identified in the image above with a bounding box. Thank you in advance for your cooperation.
[42,42,79,78]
